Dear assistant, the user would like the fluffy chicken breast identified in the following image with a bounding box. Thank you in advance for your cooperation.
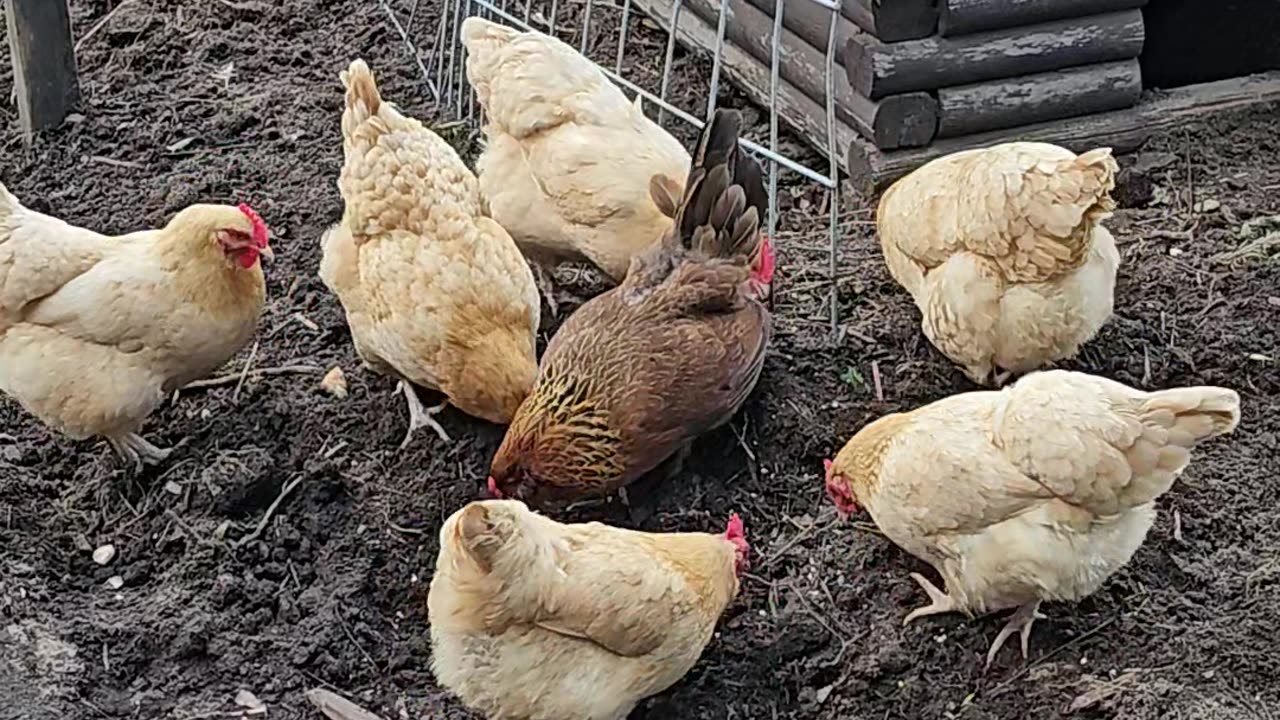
[487,109,774,507]
[878,142,1120,385]
[825,370,1240,666]
[428,499,747,720]
[461,17,691,309]
[320,59,540,448]
[0,186,271,469]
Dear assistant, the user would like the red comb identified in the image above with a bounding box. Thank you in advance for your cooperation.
[823,459,833,473]
[752,236,776,285]
[724,512,745,541]
[487,476,503,498]
[237,203,270,249]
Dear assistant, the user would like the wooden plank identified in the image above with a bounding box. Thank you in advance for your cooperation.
[937,59,1142,139]
[688,0,937,149]
[844,0,937,43]
[845,9,1145,100]
[939,0,1148,37]
[635,0,859,171]
[846,71,1280,193]
[743,0,857,61]
[4,0,81,141]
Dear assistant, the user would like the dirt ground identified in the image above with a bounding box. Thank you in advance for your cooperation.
[1,1,1278,719]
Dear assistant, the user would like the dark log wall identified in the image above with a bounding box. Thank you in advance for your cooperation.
[1141,0,1280,88]
[939,0,1148,36]
[937,59,1142,138]
[846,9,1145,99]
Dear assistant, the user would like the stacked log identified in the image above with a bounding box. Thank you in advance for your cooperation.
[631,0,1280,191]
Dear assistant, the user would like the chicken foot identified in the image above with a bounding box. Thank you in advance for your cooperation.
[985,600,1046,668]
[529,262,560,317]
[902,572,956,625]
[398,381,451,449]
[106,433,173,473]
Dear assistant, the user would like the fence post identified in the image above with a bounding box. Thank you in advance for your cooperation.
[4,0,81,142]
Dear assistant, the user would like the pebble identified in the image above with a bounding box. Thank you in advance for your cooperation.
[92,544,116,566]
[105,575,124,590]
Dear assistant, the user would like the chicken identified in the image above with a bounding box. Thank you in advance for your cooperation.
[428,499,747,720]
[824,370,1240,666]
[877,142,1121,385]
[320,59,540,449]
[0,184,272,469]
[487,109,775,507]
[461,17,692,312]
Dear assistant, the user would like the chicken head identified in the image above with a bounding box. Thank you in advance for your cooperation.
[167,202,274,269]
[824,458,859,519]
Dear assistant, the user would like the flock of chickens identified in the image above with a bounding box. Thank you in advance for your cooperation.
[0,15,1246,720]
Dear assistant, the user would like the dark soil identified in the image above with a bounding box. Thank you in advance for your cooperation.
[2,2,1278,719]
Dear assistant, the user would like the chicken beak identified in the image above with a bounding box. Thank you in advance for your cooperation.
[258,245,275,263]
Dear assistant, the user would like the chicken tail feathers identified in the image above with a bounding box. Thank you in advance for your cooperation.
[1141,385,1242,448]
[339,59,384,141]
[1066,146,1119,224]
[666,109,769,271]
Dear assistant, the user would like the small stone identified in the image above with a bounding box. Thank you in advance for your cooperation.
[1169,247,1184,257]
[105,575,124,590]
[163,480,182,496]
[321,366,348,399]
[92,544,116,566]
[235,689,265,711]
[814,685,833,704]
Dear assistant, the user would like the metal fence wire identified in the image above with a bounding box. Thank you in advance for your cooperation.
[381,0,846,331]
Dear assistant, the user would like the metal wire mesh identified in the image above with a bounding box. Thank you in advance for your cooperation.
[380,0,847,332]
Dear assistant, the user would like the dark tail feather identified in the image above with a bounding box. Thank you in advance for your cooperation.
[670,109,767,263]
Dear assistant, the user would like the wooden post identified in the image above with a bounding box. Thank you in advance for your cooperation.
[844,0,937,43]
[845,9,1145,100]
[4,0,81,141]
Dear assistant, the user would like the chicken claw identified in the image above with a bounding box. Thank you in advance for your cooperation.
[902,572,956,625]
[106,433,173,473]
[985,600,1046,668]
[398,381,451,449]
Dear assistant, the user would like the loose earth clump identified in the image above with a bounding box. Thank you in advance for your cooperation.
[1,1,1278,719]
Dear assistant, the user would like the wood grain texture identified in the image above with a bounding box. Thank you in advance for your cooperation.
[634,0,858,170]
[743,0,857,60]
[690,0,937,149]
[847,71,1280,192]
[845,9,1145,99]
[4,0,81,140]
[939,0,1148,37]
[937,59,1142,139]
[844,0,937,42]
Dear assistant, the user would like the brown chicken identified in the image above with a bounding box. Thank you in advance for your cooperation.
[487,109,775,506]
[0,184,272,469]
[877,142,1120,385]
[428,499,747,719]
[320,60,540,449]
[461,17,693,312]
[824,370,1240,666]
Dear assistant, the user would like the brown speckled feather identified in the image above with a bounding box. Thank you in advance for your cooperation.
[491,109,771,505]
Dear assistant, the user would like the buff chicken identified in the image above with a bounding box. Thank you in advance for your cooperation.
[877,142,1121,385]
[461,16,692,312]
[320,59,540,449]
[428,499,747,719]
[824,370,1240,666]
[487,109,775,507]
[0,185,272,470]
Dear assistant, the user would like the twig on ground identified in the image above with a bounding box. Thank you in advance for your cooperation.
[232,474,304,549]
[164,508,217,548]
[183,364,323,390]
[75,0,136,52]
[306,688,387,720]
[870,361,884,402]
[232,340,260,403]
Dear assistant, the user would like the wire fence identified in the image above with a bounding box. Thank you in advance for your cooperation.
[379,0,847,332]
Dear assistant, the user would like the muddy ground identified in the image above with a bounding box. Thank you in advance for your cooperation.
[1,1,1278,719]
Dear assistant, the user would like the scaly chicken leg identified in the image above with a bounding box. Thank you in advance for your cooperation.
[529,262,560,317]
[106,433,173,473]
[986,601,1045,668]
[902,572,956,625]
[398,381,452,449]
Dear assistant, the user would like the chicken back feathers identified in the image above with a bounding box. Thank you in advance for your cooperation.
[827,370,1240,616]
[0,186,268,444]
[321,59,540,425]
[428,499,743,720]
[461,17,691,280]
[877,142,1120,384]
[488,109,772,506]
